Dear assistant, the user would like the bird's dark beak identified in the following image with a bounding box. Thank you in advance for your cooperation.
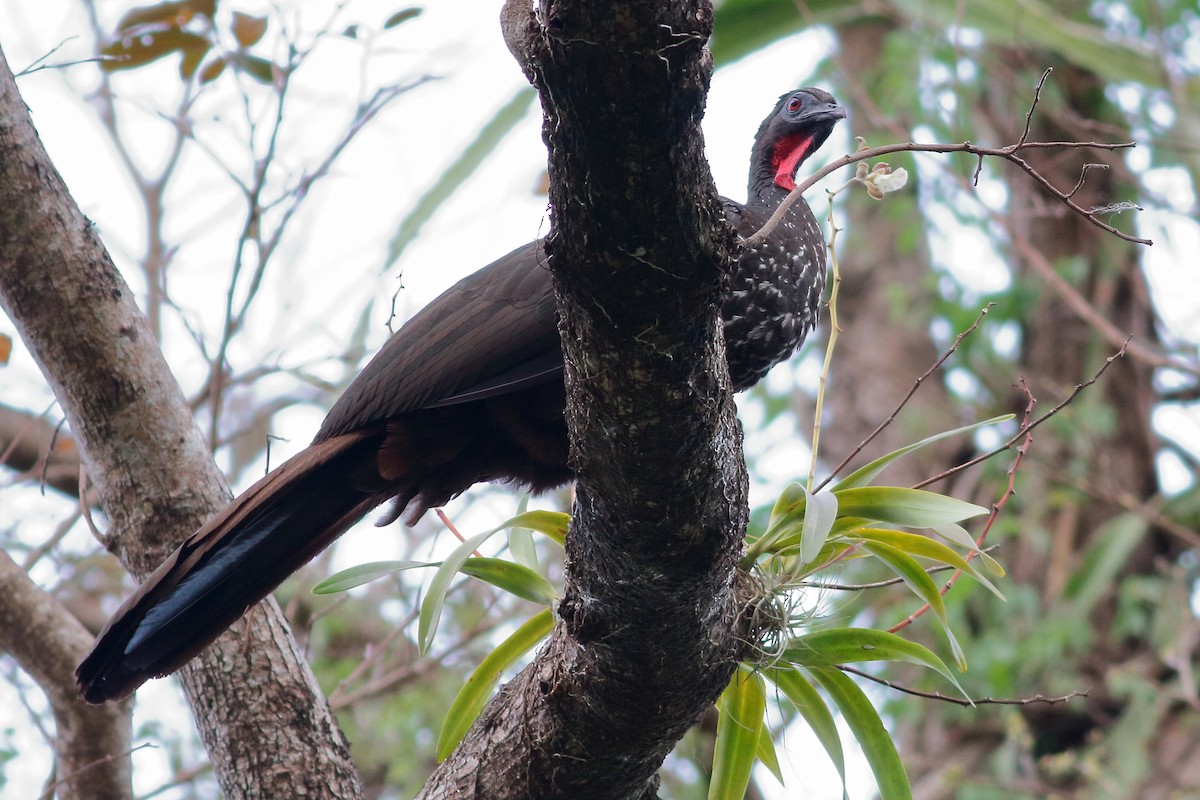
[800,101,847,127]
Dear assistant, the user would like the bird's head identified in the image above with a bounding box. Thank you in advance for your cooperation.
[751,88,846,196]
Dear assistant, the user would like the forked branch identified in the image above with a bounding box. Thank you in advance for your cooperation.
[746,69,1149,249]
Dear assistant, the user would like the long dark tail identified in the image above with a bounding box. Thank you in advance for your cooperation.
[76,432,388,704]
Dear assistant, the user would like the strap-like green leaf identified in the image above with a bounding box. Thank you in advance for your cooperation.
[782,628,967,698]
[459,557,556,605]
[436,609,553,760]
[418,528,503,654]
[928,522,978,551]
[312,559,435,594]
[861,541,965,670]
[930,523,1006,577]
[765,668,846,798]
[769,482,808,531]
[834,415,1013,490]
[833,486,988,528]
[508,496,539,571]
[755,721,784,785]
[862,541,947,617]
[801,488,839,565]
[710,666,766,800]
[420,511,570,652]
[509,526,538,571]
[743,483,808,564]
[494,510,570,548]
[808,667,912,800]
[856,528,1004,600]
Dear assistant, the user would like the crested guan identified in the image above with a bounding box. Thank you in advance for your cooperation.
[77,87,846,703]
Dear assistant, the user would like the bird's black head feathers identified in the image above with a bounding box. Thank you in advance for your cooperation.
[750,87,846,197]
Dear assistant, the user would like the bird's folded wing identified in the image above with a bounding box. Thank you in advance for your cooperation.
[316,240,560,441]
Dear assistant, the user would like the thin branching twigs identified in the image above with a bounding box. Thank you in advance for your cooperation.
[746,69,1149,250]
[203,67,424,448]
[814,303,995,492]
[887,377,1039,635]
[804,545,1000,591]
[837,664,1088,708]
[914,339,1131,491]
[887,341,1129,634]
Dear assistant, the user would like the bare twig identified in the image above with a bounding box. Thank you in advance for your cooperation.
[77,463,104,541]
[807,187,848,490]
[37,743,156,800]
[805,545,1001,591]
[206,77,425,448]
[889,378,1039,634]
[1015,68,1050,148]
[1039,467,1200,550]
[814,303,995,493]
[1007,228,1194,377]
[326,612,416,703]
[207,46,299,449]
[39,417,68,494]
[838,664,1089,708]
[914,339,1130,490]
[0,401,55,469]
[79,0,198,341]
[855,323,1129,637]
[21,509,82,572]
[329,615,499,710]
[435,508,484,557]
[135,760,212,800]
[328,516,520,708]
[804,53,1191,379]
[14,38,83,77]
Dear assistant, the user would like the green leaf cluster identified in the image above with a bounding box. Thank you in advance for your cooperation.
[313,415,1011,799]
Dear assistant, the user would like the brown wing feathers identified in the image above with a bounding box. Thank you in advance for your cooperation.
[77,242,566,702]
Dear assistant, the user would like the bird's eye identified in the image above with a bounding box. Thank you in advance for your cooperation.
[786,95,804,113]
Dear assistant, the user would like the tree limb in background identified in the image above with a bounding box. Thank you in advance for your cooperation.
[0,44,363,800]
[0,402,84,499]
[0,549,132,800]
[418,2,751,797]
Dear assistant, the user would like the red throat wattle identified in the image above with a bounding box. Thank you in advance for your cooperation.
[772,134,814,191]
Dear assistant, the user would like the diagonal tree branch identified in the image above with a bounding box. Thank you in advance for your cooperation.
[0,44,361,800]
[0,402,85,499]
[746,136,1148,249]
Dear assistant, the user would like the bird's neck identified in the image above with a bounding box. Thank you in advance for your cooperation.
[748,133,814,202]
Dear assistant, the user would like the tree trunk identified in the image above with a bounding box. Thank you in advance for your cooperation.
[1,0,764,795]
[418,2,753,797]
